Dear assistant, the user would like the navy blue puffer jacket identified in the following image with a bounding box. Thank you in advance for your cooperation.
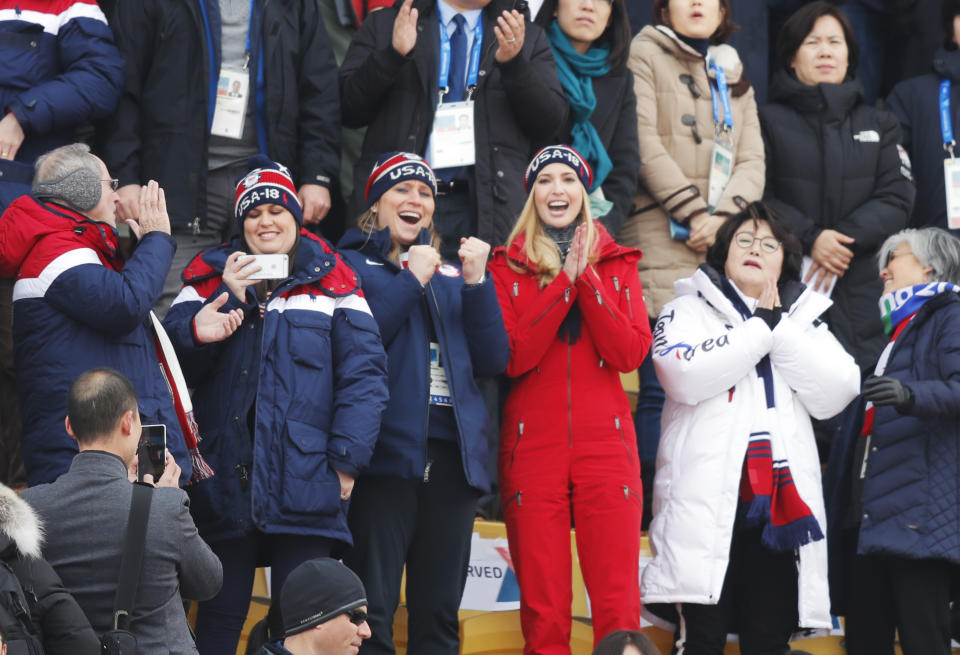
[338,227,509,492]
[831,291,960,564]
[163,230,388,545]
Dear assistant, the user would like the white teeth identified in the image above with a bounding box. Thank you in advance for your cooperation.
[548,201,567,209]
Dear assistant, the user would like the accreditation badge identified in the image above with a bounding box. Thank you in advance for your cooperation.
[211,67,250,139]
[707,131,734,213]
[944,158,960,230]
[429,342,453,407]
[427,101,476,170]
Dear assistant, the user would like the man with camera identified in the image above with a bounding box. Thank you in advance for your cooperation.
[0,143,191,486]
[21,368,222,654]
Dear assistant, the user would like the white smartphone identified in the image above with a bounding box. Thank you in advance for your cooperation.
[238,253,289,280]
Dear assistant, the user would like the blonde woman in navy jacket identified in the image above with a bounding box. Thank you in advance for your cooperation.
[338,153,509,655]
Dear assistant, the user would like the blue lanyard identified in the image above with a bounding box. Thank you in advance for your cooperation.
[244,0,256,70]
[708,61,733,133]
[941,78,955,157]
[438,16,483,103]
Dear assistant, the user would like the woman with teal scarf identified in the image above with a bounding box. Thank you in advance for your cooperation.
[534,0,637,236]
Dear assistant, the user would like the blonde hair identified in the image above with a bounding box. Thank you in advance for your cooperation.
[504,185,599,287]
[356,208,443,266]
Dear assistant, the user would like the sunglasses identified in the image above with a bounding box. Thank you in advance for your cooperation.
[101,178,119,191]
[346,609,367,626]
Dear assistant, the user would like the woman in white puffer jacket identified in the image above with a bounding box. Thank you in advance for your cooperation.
[642,202,859,654]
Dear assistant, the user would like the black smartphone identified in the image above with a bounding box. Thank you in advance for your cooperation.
[137,424,167,483]
[512,0,529,17]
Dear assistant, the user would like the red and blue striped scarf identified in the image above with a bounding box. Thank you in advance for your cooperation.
[721,279,824,550]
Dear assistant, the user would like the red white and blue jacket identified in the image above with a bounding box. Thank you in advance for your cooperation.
[163,231,388,545]
[0,195,186,486]
[0,0,124,165]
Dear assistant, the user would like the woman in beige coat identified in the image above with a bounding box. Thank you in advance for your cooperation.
[622,0,765,530]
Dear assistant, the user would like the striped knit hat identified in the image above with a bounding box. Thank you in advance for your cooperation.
[234,155,303,226]
[364,152,437,207]
[523,145,593,192]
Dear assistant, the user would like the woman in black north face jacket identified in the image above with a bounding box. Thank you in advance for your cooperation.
[760,2,915,370]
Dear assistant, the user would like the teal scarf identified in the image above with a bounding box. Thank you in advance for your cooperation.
[546,20,612,192]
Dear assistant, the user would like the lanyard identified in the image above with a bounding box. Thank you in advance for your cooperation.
[941,78,955,158]
[244,0,256,71]
[438,16,483,103]
[708,61,733,134]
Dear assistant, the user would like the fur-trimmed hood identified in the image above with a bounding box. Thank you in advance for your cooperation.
[0,484,44,559]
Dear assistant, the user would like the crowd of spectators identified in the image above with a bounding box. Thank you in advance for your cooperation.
[1,0,960,654]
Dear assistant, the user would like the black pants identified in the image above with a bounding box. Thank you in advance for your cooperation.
[674,524,799,655]
[345,439,480,655]
[843,538,952,655]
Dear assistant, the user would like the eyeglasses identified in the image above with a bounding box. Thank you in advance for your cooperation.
[885,248,912,266]
[101,178,119,191]
[734,232,781,254]
[346,609,367,626]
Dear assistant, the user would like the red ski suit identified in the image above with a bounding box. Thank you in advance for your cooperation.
[489,224,652,654]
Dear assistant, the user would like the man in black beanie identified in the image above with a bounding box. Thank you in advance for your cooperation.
[260,558,371,655]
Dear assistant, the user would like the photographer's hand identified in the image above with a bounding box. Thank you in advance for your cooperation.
[143,450,181,488]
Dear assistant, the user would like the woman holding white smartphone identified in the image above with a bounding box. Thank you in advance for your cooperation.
[162,155,389,654]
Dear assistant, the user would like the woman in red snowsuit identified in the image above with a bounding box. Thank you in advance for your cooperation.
[488,146,652,654]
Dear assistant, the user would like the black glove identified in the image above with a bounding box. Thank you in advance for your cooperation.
[753,306,782,330]
[862,376,914,412]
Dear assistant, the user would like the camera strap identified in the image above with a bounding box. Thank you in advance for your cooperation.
[111,482,153,631]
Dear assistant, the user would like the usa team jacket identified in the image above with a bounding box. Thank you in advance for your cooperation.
[0,195,187,486]
[338,227,509,492]
[0,0,124,165]
[163,231,388,545]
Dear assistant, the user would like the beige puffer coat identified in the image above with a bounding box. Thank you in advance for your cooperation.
[619,25,764,318]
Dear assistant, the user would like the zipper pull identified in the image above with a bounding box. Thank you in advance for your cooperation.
[243,50,251,72]
[613,276,620,292]
[512,281,519,297]
[614,416,621,429]
[564,288,571,303]
[236,464,249,491]
[424,459,433,483]
[189,216,200,236]
[623,485,629,500]
[595,289,603,305]
[519,421,524,436]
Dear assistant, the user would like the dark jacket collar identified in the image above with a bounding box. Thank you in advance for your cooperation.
[933,45,960,83]
[769,68,863,122]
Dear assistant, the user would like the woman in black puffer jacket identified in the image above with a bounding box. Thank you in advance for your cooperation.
[760,1,915,371]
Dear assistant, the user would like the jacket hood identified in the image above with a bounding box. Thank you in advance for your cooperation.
[186,229,344,284]
[0,483,43,560]
[501,220,638,272]
[640,25,744,84]
[933,45,960,82]
[675,263,832,326]
[768,68,863,121]
[0,195,120,278]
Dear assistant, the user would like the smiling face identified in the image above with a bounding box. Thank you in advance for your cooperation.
[791,14,849,86]
[533,163,584,229]
[724,220,784,298]
[555,0,612,54]
[374,180,435,246]
[243,203,299,255]
[664,0,724,40]
[879,241,932,293]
